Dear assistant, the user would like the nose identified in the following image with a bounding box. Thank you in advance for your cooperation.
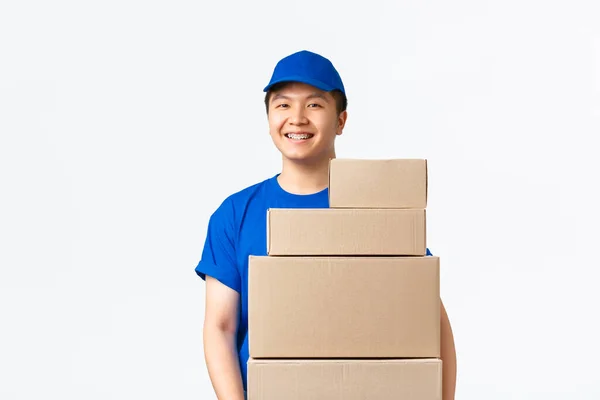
[289,107,308,125]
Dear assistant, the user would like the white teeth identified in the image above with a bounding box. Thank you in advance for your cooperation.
[287,133,311,140]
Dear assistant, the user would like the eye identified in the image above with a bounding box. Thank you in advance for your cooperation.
[276,103,289,109]
[308,103,321,108]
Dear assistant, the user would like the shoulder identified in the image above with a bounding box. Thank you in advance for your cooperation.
[209,176,274,224]
[227,176,273,204]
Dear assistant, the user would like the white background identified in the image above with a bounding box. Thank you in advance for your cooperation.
[1,0,599,399]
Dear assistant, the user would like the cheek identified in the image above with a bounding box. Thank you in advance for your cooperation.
[268,114,286,133]
[314,115,338,135]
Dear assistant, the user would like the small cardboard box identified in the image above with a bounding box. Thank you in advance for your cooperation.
[248,256,440,358]
[266,208,426,256]
[329,158,428,209]
[247,358,442,400]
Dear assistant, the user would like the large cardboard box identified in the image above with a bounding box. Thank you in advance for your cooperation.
[329,158,427,209]
[247,358,442,400]
[266,208,426,256]
[248,256,440,358]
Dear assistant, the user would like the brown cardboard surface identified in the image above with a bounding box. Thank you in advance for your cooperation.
[248,256,440,358]
[329,158,428,209]
[266,208,426,256]
[247,358,442,400]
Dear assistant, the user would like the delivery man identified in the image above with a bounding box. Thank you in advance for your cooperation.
[195,49,457,400]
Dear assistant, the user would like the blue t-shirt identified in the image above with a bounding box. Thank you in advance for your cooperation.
[195,174,329,389]
[195,173,432,389]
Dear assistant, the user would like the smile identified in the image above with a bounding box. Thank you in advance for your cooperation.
[285,133,314,140]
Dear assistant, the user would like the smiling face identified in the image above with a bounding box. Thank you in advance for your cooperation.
[267,82,347,165]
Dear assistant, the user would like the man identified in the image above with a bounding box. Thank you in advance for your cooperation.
[195,50,457,400]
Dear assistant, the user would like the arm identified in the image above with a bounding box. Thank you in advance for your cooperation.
[203,276,245,400]
[440,300,457,400]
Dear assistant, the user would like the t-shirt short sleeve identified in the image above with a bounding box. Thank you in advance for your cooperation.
[195,198,241,293]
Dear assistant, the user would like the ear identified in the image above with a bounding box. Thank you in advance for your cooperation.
[336,110,348,136]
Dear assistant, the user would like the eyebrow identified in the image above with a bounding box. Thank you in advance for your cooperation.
[308,92,329,102]
[271,92,330,103]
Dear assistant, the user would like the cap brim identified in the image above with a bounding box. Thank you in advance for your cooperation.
[263,75,337,92]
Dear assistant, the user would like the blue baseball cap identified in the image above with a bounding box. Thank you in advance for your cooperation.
[263,50,346,94]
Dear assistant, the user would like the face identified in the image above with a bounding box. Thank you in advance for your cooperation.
[267,82,347,165]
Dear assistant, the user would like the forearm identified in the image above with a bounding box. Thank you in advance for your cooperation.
[204,327,245,400]
[440,301,457,400]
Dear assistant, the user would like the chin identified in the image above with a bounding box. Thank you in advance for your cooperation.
[273,138,332,164]
[282,150,328,164]
[282,153,313,163]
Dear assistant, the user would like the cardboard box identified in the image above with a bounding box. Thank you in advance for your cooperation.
[248,256,440,358]
[329,158,428,209]
[266,208,426,256]
[247,358,442,400]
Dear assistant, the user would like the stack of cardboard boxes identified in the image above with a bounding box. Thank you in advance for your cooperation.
[247,158,442,399]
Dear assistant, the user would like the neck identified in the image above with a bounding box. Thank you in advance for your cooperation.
[278,154,334,195]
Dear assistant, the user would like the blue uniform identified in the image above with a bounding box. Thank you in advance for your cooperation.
[195,174,329,389]
[195,173,432,390]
